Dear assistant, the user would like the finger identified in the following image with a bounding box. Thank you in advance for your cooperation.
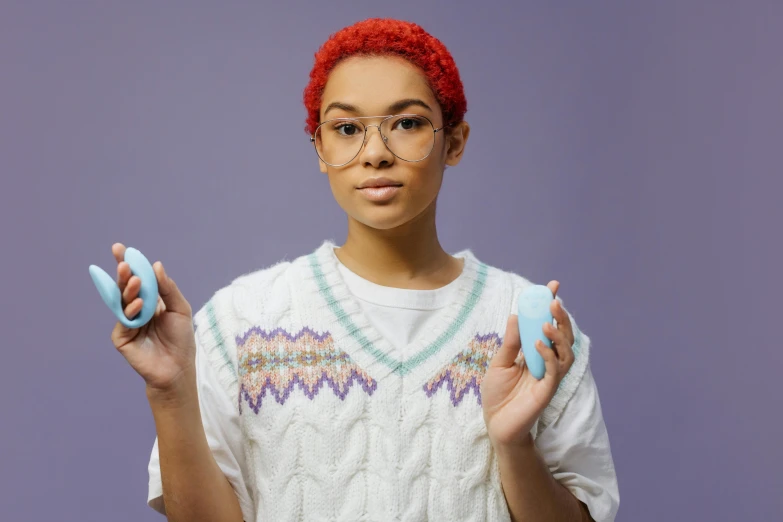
[124,297,143,319]
[546,280,560,299]
[544,322,573,365]
[153,295,166,318]
[155,261,192,316]
[122,275,141,304]
[536,339,560,379]
[112,243,127,264]
[550,298,575,346]
[110,319,136,348]
[542,322,565,358]
[490,315,521,368]
[559,337,575,369]
[116,261,132,294]
[113,243,131,293]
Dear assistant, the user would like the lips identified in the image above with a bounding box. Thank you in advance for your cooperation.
[356,178,403,202]
[357,177,403,189]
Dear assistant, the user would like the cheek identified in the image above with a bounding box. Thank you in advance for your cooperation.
[409,163,444,196]
[326,173,347,198]
[325,171,358,209]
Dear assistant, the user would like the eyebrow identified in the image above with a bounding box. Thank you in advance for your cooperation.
[323,98,433,117]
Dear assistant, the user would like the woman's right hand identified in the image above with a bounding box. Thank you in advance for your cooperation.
[109,242,198,396]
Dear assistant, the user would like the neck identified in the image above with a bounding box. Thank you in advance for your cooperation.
[334,202,464,290]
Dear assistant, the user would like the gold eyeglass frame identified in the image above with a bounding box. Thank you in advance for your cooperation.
[310,113,451,167]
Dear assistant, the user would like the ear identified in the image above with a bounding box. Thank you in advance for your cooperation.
[444,121,470,167]
[311,131,329,173]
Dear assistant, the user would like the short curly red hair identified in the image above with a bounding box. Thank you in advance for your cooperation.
[302,18,467,135]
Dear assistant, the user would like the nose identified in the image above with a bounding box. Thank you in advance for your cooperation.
[359,125,394,168]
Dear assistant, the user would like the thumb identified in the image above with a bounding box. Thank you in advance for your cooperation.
[490,315,521,369]
[154,261,192,316]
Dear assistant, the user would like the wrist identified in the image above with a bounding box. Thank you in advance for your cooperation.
[491,431,536,456]
[145,367,198,409]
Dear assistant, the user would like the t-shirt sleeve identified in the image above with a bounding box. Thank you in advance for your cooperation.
[534,365,620,522]
[146,330,254,521]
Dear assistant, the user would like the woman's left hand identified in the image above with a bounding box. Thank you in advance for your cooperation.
[480,280,576,448]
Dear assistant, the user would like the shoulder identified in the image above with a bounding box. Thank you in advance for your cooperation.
[189,249,317,397]
[195,243,325,326]
[467,252,536,313]
[190,244,324,353]
[193,258,293,326]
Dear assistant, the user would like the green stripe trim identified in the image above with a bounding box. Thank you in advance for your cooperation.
[309,252,489,375]
[308,253,400,371]
[399,262,489,375]
[206,300,237,383]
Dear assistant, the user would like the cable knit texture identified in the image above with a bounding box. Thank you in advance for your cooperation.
[193,240,591,522]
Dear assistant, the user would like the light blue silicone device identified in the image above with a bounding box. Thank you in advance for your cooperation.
[89,247,158,328]
[517,284,554,380]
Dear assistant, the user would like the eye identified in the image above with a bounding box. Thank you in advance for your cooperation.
[392,116,424,131]
[334,122,361,136]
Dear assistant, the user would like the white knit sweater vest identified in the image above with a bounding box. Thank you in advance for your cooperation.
[194,241,590,522]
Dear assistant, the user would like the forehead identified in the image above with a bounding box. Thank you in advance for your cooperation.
[320,55,436,114]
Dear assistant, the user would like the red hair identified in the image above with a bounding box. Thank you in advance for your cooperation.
[302,18,467,135]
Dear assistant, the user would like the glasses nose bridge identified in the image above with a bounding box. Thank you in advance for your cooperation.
[362,122,388,144]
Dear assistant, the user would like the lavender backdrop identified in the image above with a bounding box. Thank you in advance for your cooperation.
[1,1,780,521]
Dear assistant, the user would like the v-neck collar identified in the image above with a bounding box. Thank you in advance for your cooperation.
[300,240,489,388]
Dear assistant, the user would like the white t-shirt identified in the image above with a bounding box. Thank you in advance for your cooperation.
[336,261,464,359]
[148,259,620,521]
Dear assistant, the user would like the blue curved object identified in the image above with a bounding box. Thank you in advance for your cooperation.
[517,285,554,380]
[89,247,159,328]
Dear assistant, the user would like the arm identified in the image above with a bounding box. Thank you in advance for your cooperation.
[148,369,245,522]
[496,434,594,522]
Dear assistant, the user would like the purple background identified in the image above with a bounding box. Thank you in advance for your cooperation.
[1,1,780,521]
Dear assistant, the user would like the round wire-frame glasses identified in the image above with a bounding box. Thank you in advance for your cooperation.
[310,113,451,167]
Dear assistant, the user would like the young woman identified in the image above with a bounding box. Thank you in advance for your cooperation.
[110,18,619,522]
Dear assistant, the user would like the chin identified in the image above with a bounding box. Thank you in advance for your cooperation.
[356,215,412,231]
[351,207,418,231]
